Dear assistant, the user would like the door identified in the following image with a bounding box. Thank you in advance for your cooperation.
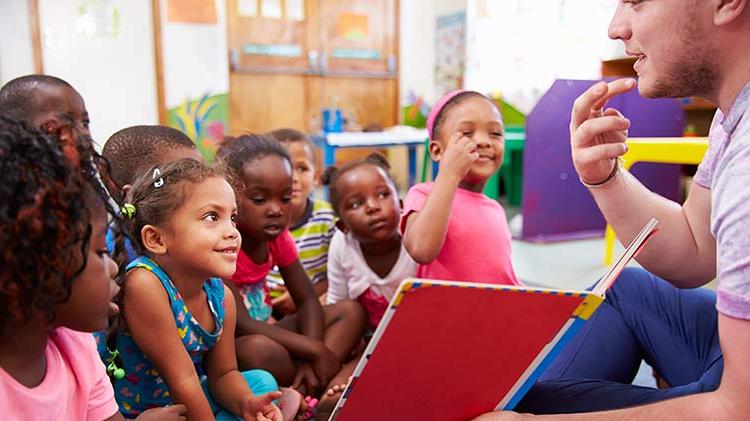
[227,0,398,142]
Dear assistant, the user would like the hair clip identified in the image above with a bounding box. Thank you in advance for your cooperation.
[105,348,126,380]
[121,203,136,219]
[152,168,164,188]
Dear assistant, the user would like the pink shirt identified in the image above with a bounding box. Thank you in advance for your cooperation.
[233,229,299,285]
[0,328,119,421]
[402,182,520,285]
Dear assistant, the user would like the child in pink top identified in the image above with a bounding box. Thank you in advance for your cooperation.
[0,121,186,420]
[402,90,520,285]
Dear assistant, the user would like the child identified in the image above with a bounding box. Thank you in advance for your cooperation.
[102,125,202,204]
[402,90,520,285]
[322,153,417,329]
[267,128,336,314]
[102,125,202,262]
[216,134,366,418]
[0,74,91,164]
[0,120,185,420]
[107,158,283,420]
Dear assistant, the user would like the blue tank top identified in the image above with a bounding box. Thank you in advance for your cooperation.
[110,256,225,416]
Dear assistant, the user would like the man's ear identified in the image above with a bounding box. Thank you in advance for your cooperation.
[713,0,747,26]
[141,225,168,255]
[428,140,444,161]
[335,219,349,234]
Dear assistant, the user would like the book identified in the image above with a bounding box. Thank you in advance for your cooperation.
[330,218,659,421]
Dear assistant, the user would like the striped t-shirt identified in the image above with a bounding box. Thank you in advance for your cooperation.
[267,198,337,287]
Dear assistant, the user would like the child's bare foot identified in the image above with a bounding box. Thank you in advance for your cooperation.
[314,378,350,420]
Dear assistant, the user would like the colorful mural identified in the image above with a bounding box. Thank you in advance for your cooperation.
[167,93,228,163]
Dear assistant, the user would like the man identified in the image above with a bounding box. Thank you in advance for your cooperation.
[476,0,750,419]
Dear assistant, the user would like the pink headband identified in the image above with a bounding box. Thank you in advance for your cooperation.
[426,89,468,140]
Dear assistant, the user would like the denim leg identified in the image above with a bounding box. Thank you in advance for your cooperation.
[517,267,722,414]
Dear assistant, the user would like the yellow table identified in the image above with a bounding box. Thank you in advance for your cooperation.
[603,137,709,265]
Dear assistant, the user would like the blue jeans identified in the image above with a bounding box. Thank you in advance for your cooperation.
[517,267,723,414]
[202,369,278,420]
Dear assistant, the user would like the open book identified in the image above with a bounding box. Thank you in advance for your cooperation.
[330,218,659,421]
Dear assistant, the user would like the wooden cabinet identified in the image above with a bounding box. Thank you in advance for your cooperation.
[227,0,399,135]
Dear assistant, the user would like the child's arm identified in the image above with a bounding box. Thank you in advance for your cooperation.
[204,286,282,420]
[123,269,214,420]
[403,132,478,263]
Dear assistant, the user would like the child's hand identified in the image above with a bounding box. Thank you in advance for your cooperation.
[310,344,341,391]
[242,391,283,421]
[134,404,187,420]
[438,131,479,183]
[292,362,320,396]
[271,291,297,315]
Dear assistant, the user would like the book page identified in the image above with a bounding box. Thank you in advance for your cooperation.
[593,218,659,296]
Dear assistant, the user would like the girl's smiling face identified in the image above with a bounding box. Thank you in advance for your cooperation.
[435,96,505,189]
[237,155,294,241]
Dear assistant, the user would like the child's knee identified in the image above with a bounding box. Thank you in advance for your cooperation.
[327,300,367,326]
[237,335,292,367]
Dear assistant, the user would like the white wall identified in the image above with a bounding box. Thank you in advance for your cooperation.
[0,0,35,84]
[160,0,228,108]
[399,0,466,108]
[464,0,622,114]
[38,0,158,144]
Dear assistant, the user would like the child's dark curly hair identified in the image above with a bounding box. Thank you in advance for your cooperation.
[216,133,291,185]
[321,152,395,215]
[0,118,115,339]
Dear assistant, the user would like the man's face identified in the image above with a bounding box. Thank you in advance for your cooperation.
[608,0,718,99]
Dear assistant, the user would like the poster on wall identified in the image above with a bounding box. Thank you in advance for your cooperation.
[435,12,466,97]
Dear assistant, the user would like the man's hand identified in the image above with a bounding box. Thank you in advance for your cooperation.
[570,79,636,185]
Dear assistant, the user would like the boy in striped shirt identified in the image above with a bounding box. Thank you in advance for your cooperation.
[267,128,336,315]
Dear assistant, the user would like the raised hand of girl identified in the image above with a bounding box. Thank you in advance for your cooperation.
[242,391,282,421]
[438,131,479,184]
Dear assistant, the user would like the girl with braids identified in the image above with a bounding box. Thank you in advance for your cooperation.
[216,134,366,419]
[106,158,285,420]
[322,153,416,330]
[0,120,184,420]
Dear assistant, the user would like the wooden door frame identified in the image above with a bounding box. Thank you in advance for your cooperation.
[151,0,167,124]
[28,0,44,74]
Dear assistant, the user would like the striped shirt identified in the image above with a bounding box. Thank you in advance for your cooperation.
[267,198,337,287]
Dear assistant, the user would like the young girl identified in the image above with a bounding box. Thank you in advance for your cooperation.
[0,121,184,420]
[322,153,417,329]
[267,128,337,315]
[402,90,520,286]
[216,134,366,419]
[108,158,283,420]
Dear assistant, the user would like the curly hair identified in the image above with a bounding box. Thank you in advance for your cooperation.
[0,118,115,338]
[216,133,291,181]
[320,152,395,215]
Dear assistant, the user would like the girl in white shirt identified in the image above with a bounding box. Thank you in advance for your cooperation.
[323,154,417,329]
